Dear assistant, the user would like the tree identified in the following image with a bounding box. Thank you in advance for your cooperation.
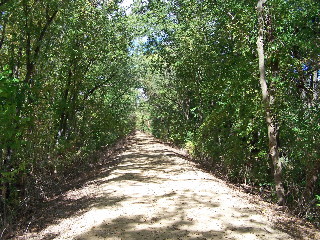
[133,0,319,219]
[256,0,285,205]
[0,0,137,232]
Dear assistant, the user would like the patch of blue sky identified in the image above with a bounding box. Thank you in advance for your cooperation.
[120,0,134,15]
[129,36,149,55]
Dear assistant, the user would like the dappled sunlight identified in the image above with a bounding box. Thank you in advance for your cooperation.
[19,132,293,240]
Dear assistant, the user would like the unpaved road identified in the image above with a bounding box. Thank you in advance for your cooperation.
[15,132,318,240]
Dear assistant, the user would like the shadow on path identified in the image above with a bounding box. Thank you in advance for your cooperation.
[15,132,301,240]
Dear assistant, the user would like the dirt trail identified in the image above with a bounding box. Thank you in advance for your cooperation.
[15,132,316,239]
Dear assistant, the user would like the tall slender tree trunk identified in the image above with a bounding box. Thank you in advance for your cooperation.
[57,68,72,140]
[313,70,318,102]
[303,161,319,202]
[256,0,285,205]
[1,147,12,225]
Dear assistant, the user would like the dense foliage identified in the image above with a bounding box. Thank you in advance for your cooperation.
[1,0,319,234]
[0,0,136,231]
[134,0,320,223]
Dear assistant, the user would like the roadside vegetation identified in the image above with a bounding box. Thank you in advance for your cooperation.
[0,0,319,236]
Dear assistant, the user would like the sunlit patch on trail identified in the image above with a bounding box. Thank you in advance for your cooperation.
[18,132,294,240]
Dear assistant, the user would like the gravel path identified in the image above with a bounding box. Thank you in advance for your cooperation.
[14,132,316,239]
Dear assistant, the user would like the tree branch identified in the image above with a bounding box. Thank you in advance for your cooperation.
[0,0,10,7]
[84,73,116,100]
[33,9,58,61]
[0,20,6,50]
[109,86,134,109]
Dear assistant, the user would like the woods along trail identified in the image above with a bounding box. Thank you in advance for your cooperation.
[15,132,317,240]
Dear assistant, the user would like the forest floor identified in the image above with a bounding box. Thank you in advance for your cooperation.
[13,131,320,240]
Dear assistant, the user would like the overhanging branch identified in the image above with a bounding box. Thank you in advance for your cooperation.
[84,72,116,100]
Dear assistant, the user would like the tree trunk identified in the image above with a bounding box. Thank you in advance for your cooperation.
[313,70,318,102]
[1,147,12,225]
[303,161,319,202]
[256,0,285,205]
[57,68,73,141]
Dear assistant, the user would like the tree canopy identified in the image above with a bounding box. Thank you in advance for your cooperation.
[0,0,319,234]
[133,0,320,223]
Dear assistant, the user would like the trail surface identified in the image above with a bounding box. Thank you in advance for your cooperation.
[15,132,317,240]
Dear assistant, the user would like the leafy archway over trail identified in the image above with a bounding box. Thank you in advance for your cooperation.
[0,0,320,236]
[133,0,320,224]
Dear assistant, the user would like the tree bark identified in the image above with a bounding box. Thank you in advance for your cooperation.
[57,68,72,141]
[0,20,6,50]
[23,1,58,84]
[256,0,285,205]
[313,70,318,102]
[303,161,319,203]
